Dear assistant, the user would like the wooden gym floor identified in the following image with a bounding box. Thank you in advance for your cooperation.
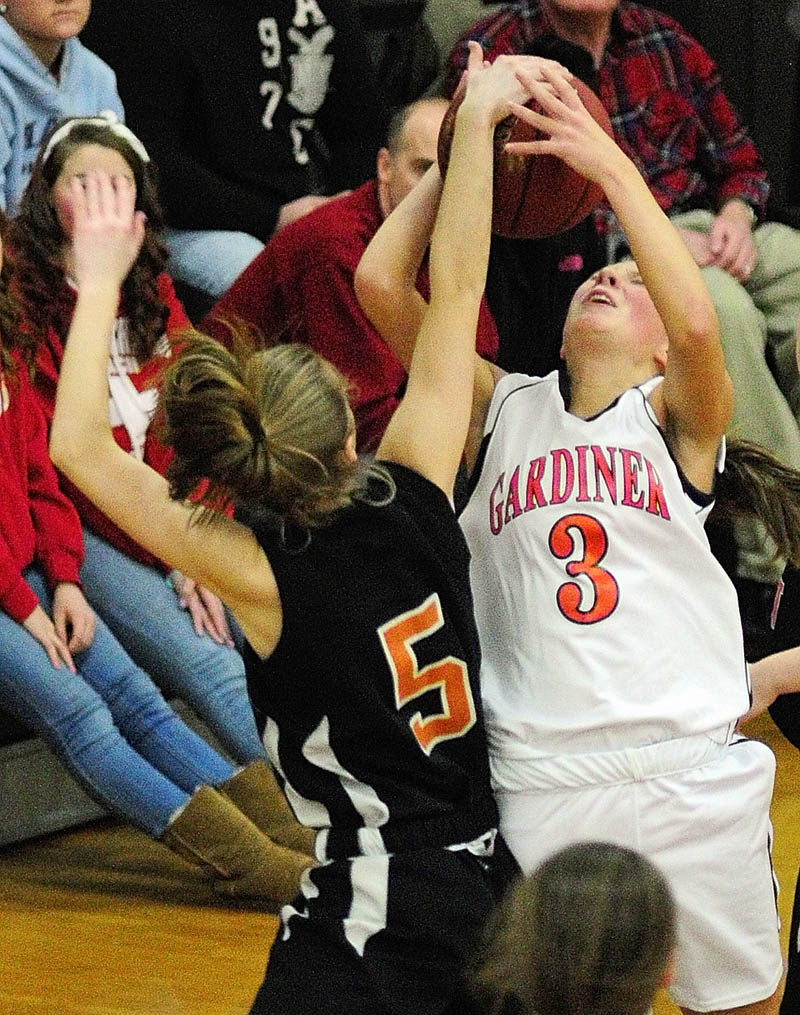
[0,710,798,1015]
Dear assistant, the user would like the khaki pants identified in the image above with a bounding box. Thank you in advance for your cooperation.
[674,210,800,580]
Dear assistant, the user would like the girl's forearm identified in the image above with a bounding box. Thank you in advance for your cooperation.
[429,101,494,309]
[49,280,119,478]
[750,645,800,699]
[354,165,443,371]
[603,154,718,352]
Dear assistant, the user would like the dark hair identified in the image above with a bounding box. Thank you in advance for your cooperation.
[473,842,675,1015]
[160,333,380,530]
[8,118,169,363]
[714,439,800,568]
[384,96,449,155]
[0,208,19,376]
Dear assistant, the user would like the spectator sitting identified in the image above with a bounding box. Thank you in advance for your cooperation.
[202,97,498,454]
[82,0,389,303]
[8,115,272,782]
[0,0,123,213]
[0,208,310,907]
[446,0,800,587]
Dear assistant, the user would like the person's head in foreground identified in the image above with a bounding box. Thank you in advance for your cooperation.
[474,841,676,1015]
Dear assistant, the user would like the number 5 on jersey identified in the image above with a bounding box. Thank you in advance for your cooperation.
[378,593,476,755]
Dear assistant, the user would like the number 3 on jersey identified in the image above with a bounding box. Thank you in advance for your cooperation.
[378,593,476,755]
[549,513,619,624]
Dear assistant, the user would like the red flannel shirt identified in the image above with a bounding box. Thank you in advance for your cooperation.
[32,273,190,573]
[445,1,769,238]
[0,355,84,623]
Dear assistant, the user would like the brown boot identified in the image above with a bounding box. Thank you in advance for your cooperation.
[219,760,316,856]
[161,785,310,905]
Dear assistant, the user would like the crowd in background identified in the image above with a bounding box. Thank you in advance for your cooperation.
[1,2,800,1014]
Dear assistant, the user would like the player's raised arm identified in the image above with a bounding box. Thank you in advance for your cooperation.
[359,50,573,488]
[48,173,281,657]
[367,43,509,495]
[508,67,731,484]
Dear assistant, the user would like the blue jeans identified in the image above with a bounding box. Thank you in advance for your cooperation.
[80,529,265,765]
[0,568,235,837]
[163,227,264,298]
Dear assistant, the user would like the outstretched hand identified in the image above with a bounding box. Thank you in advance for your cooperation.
[505,64,621,185]
[460,42,573,127]
[69,171,146,292]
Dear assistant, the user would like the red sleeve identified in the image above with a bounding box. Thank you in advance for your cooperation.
[0,562,39,624]
[679,35,769,214]
[31,324,63,430]
[201,247,285,348]
[159,272,191,334]
[23,379,84,588]
[0,453,39,624]
[0,371,83,624]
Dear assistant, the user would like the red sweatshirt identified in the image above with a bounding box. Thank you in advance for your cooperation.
[203,180,499,454]
[0,354,84,623]
[32,273,190,572]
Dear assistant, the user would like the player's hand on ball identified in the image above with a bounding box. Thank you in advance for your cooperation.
[461,42,572,126]
[505,64,622,185]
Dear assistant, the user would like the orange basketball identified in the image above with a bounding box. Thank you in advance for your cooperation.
[437,76,614,239]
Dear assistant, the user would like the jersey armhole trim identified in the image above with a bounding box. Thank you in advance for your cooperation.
[635,385,717,509]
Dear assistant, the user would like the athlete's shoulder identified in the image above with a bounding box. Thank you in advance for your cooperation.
[487,369,561,428]
[382,460,454,515]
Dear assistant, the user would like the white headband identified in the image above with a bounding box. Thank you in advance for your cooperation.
[41,111,151,166]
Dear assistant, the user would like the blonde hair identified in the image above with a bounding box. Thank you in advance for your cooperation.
[161,334,368,529]
[474,842,675,1015]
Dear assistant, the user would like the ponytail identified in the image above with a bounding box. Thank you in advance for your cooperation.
[161,333,363,529]
[714,439,800,568]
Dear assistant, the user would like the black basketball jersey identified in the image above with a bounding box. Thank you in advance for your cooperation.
[244,462,497,861]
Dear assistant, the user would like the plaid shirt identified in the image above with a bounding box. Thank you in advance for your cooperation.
[445,1,769,239]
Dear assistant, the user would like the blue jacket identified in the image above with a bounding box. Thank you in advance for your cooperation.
[0,19,124,212]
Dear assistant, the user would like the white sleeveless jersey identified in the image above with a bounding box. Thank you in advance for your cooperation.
[459,371,750,763]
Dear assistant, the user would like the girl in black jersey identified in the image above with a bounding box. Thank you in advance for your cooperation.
[49,46,572,1015]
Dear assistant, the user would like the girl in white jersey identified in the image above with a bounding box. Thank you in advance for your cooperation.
[356,64,788,1015]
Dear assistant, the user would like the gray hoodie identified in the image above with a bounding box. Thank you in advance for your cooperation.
[0,17,124,212]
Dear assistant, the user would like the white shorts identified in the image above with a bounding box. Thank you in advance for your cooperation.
[494,733,782,1012]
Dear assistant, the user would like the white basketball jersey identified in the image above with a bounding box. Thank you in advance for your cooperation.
[459,372,750,766]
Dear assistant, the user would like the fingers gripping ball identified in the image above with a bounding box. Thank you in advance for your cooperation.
[438,76,614,239]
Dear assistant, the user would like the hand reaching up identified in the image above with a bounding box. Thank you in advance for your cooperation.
[505,63,621,185]
[69,171,147,292]
[460,42,573,128]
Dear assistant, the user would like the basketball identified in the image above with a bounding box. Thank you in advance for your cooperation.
[437,75,614,239]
